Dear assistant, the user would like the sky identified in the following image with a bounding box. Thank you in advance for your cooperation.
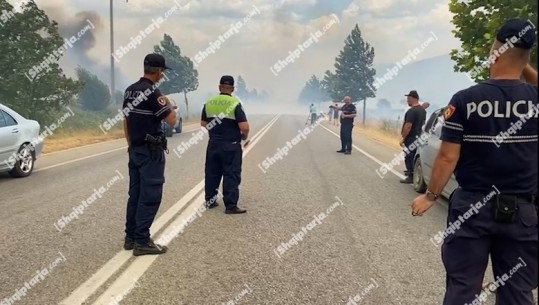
[13,0,464,110]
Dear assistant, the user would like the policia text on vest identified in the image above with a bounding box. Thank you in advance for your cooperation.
[172,96,240,158]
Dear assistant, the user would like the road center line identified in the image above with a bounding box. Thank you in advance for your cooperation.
[319,124,406,179]
[319,124,448,208]
[59,115,280,305]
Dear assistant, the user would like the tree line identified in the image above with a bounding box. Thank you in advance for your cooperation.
[0,0,267,126]
[298,0,537,124]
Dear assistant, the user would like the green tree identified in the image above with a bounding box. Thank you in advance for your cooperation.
[76,67,111,111]
[321,70,340,101]
[234,75,266,101]
[235,75,249,98]
[449,0,537,82]
[333,24,376,124]
[154,34,199,113]
[0,0,82,123]
[299,75,323,104]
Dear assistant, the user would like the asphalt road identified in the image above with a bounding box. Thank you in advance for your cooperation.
[0,115,535,305]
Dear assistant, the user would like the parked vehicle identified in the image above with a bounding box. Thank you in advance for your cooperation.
[162,97,184,137]
[0,104,42,177]
[413,107,459,198]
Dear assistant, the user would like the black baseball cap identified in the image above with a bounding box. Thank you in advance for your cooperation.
[144,53,170,69]
[496,19,537,49]
[220,75,234,86]
[405,90,419,99]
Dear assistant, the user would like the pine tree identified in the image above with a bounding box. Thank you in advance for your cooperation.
[333,24,376,124]
[153,34,198,113]
[299,75,323,104]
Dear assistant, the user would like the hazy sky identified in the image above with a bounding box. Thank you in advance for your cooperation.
[18,0,462,103]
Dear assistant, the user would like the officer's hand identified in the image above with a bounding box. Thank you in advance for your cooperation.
[399,138,405,147]
[241,134,247,141]
[410,194,435,216]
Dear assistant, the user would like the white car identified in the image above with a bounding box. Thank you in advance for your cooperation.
[0,104,42,177]
[413,107,458,198]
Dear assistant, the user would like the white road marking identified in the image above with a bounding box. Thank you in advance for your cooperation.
[319,124,406,179]
[60,115,280,305]
[34,126,201,173]
[91,192,206,305]
[319,124,449,208]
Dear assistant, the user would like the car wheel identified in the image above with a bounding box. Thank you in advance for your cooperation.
[8,144,35,178]
[413,157,427,193]
[177,119,182,134]
[165,127,173,137]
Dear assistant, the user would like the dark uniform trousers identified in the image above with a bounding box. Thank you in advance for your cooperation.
[205,141,242,209]
[442,188,538,305]
[340,122,353,151]
[403,136,418,177]
[125,145,165,245]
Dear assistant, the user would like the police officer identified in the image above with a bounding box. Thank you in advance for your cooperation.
[123,53,176,256]
[334,96,356,155]
[202,75,249,214]
[411,19,538,305]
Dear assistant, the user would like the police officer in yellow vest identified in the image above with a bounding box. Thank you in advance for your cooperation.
[201,75,250,214]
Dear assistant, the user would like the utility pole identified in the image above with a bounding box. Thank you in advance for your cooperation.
[110,0,115,99]
[362,98,366,126]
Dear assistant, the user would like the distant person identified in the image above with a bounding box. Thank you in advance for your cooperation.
[399,90,426,183]
[334,96,356,154]
[422,102,430,109]
[309,104,317,126]
[328,106,333,122]
[333,103,339,126]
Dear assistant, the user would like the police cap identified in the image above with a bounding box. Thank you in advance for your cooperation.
[220,75,234,86]
[496,19,537,49]
[144,53,170,69]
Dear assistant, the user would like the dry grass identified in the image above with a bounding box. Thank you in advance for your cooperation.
[42,120,197,154]
[42,130,125,154]
[353,120,402,151]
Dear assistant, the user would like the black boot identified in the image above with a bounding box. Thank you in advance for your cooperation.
[133,240,168,256]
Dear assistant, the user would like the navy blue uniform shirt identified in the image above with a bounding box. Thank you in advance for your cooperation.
[441,79,538,195]
[201,93,247,143]
[123,77,171,145]
[340,103,357,124]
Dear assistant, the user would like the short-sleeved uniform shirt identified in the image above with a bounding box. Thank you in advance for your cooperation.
[441,79,538,195]
[123,77,171,146]
[201,93,247,143]
[309,105,317,114]
[340,103,357,124]
[403,105,427,141]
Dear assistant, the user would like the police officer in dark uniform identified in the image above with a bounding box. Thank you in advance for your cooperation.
[411,19,538,304]
[334,96,357,155]
[123,53,176,256]
[202,75,249,214]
